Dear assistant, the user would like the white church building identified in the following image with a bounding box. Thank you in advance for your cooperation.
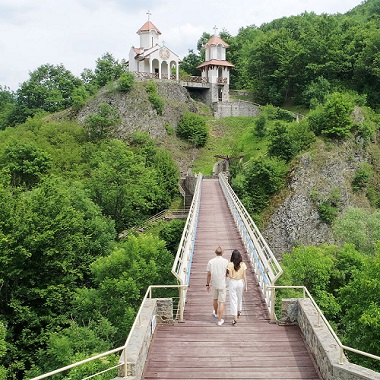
[127,16,254,117]
[197,34,234,103]
[128,16,180,80]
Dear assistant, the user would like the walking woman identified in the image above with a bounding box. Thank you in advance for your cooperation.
[227,249,247,325]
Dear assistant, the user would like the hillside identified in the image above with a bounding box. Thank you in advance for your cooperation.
[262,136,371,256]
[68,80,380,259]
[73,81,212,176]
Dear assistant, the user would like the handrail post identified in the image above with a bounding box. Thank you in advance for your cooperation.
[123,347,128,378]
[339,347,344,365]
[179,285,184,322]
[269,286,276,323]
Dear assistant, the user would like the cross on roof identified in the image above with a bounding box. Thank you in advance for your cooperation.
[162,40,166,46]
[147,10,151,20]
[213,25,218,36]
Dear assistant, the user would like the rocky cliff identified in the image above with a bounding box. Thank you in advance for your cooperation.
[262,137,371,258]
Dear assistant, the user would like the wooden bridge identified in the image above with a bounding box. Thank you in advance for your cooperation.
[31,176,380,380]
[141,178,321,379]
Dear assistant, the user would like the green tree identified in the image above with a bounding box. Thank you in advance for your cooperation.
[352,162,373,192]
[232,156,287,217]
[0,322,6,380]
[179,49,202,76]
[0,85,16,130]
[0,178,115,376]
[3,141,52,188]
[278,244,364,321]
[117,72,135,92]
[301,76,332,108]
[254,114,267,138]
[307,92,354,138]
[72,235,175,346]
[87,140,166,231]
[267,122,294,162]
[25,320,117,379]
[84,103,121,141]
[339,249,380,369]
[176,112,208,148]
[159,219,186,255]
[71,85,91,111]
[145,81,164,115]
[13,64,82,124]
[333,207,380,255]
[279,245,336,319]
[94,53,125,88]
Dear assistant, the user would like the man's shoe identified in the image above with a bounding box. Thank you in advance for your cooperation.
[212,311,218,318]
[217,319,224,326]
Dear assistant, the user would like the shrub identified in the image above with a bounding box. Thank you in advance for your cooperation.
[254,114,267,138]
[268,120,315,162]
[145,81,164,115]
[315,188,342,224]
[352,162,373,192]
[84,103,120,141]
[176,112,208,148]
[117,72,135,92]
[307,92,354,139]
[71,85,90,111]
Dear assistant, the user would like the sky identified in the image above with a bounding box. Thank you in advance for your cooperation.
[0,0,363,91]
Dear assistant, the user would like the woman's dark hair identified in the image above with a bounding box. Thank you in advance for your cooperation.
[230,249,242,272]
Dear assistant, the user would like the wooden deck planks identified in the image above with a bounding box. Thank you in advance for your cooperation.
[142,178,321,380]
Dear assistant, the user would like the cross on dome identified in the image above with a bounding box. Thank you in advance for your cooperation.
[146,10,151,20]
[213,25,218,36]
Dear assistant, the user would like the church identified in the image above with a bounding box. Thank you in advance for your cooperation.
[127,15,258,117]
[128,14,180,80]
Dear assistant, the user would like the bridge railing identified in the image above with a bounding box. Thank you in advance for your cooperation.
[171,173,203,320]
[269,285,380,366]
[30,284,186,380]
[218,172,283,314]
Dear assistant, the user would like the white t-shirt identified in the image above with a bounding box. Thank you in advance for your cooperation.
[207,255,229,289]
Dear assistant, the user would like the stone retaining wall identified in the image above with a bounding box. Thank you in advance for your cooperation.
[117,298,173,380]
[281,298,380,380]
[212,100,260,118]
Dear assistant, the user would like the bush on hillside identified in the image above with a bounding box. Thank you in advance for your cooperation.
[117,72,135,92]
[145,81,164,115]
[176,112,208,148]
[84,103,120,141]
[307,92,355,138]
[268,120,315,162]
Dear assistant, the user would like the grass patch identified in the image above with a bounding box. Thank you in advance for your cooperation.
[192,116,268,174]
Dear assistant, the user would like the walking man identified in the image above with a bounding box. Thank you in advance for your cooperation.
[206,246,229,326]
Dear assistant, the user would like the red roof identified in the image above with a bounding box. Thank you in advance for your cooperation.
[197,59,234,69]
[204,35,229,47]
[138,20,161,35]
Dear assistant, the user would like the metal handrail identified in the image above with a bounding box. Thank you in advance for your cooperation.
[218,172,283,313]
[171,173,202,285]
[171,174,202,320]
[269,285,380,365]
[30,284,187,380]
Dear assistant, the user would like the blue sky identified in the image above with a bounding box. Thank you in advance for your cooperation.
[0,0,362,90]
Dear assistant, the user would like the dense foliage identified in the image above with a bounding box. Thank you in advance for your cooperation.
[176,112,208,147]
[0,53,127,129]
[0,118,180,379]
[278,243,380,371]
[180,0,380,111]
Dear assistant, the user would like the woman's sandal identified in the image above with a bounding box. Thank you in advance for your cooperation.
[232,320,237,326]
[237,311,241,318]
